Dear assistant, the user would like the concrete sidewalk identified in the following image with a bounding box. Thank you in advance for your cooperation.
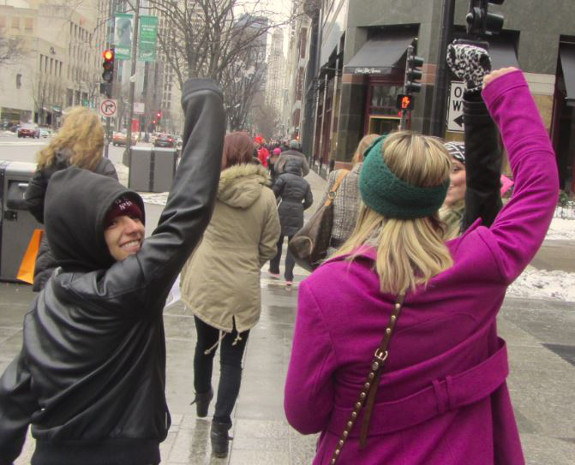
[2,167,574,464]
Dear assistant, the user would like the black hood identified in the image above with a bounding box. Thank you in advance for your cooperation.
[44,166,145,272]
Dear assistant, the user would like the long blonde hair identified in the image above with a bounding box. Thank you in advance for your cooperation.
[334,131,453,295]
[37,106,104,170]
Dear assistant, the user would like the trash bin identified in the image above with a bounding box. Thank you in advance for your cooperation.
[128,147,178,193]
[0,161,41,282]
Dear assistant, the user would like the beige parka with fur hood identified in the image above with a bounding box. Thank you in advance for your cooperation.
[180,163,280,333]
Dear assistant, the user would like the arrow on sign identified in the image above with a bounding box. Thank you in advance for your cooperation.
[453,114,464,128]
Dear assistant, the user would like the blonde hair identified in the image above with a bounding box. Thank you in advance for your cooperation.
[352,133,379,165]
[37,106,104,170]
[334,131,453,295]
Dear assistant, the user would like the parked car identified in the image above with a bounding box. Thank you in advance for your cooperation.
[39,128,52,138]
[112,131,138,146]
[153,133,175,148]
[18,123,40,139]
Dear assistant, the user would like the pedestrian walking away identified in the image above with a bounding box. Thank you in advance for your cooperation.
[180,131,280,458]
[317,133,379,256]
[284,68,559,464]
[0,78,225,465]
[275,139,310,177]
[24,106,119,292]
[269,159,313,288]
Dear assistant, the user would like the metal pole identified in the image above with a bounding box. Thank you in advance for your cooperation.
[125,0,140,159]
[429,0,455,137]
[104,0,116,159]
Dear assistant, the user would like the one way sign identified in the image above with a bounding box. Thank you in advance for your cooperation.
[447,82,465,132]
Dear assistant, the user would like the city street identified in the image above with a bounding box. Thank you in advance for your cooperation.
[0,136,574,464]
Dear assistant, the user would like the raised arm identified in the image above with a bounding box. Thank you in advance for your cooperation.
[101,79,226,310]
[480,68,559,281]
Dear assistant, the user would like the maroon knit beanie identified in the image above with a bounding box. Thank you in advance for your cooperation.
[104,195,144,228]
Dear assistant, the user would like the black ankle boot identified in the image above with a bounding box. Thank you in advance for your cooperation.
[210,421,232,458]
[191,388,213,418]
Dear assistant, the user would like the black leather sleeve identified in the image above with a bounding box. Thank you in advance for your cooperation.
[87,79,226,313]
[0,353,39,464]
[462,92,503,232]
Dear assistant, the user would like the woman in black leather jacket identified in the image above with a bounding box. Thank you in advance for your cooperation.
[0,79,225,465]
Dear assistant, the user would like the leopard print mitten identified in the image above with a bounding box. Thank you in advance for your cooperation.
[446,42,492,93]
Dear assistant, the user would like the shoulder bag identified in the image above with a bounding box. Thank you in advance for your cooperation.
[288,169,349,271]
[330,294,406,464]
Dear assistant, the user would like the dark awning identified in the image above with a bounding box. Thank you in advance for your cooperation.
[344,35,414,75]
[560,45,575,106]
[489,41,519,69]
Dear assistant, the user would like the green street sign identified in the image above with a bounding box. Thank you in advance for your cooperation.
[114,14,134,60]
[138,16,158,62]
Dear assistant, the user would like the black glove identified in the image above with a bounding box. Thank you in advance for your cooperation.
[446,42,492,93]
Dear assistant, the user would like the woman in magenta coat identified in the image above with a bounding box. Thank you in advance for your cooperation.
[284,68,558,464]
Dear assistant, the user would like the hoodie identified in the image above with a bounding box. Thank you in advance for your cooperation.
[0,78,225,465]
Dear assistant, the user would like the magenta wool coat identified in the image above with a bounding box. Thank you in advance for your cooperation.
[284,70,559,465]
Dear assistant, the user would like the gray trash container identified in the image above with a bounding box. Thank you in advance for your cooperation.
[0,161,41,282]
[128,147,178,193]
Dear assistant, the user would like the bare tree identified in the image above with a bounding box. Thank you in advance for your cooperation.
[147,0,306,131]
[0,28,25,67]
[252,96,279,140]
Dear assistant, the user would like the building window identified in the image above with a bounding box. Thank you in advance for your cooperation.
[11,17,19,30]
[25,18,33,32]
[369,84,403,116]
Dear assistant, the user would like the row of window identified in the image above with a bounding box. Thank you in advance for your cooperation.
[0,15,34,32]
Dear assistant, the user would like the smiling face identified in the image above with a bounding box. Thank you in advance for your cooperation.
[104,215,145,261]
[444,159,466,207]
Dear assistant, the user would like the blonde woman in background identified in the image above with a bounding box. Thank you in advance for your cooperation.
[25,106,117,291]
[318,133,379,256]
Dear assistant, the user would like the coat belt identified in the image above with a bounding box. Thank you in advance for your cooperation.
[327,339,509,437]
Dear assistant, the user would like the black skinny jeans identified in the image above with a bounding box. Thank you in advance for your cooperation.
[193,316,250,425]
[269,234,295,281]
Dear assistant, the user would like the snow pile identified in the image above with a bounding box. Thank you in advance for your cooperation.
[507,268,575,302]
[545,217,575,241]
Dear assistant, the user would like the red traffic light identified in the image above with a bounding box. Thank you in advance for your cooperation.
[102,49,114,61]
[156,112,162,118]
[396,94,415,111]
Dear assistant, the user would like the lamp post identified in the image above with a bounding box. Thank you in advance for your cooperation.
[125,0,140,159]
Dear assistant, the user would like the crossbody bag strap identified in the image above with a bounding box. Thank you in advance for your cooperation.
[324,169,350,207]
[329,294,406,465]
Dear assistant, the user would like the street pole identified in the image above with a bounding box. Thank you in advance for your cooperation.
[104,0,116,159]
[429,0,455,137]
[125,0,140,161]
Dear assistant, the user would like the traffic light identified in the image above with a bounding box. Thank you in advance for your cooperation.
[156,111,162,121]
[396,94,415,111]
[466,0,505,37]
[404,45,424,94]
[102,49,115,83]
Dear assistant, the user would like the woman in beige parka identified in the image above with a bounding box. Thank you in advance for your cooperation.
[180,131,280,458]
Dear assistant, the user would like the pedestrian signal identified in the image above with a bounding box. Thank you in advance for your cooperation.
[396,94,415,111]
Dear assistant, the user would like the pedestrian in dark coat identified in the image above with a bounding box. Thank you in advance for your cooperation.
[24,106,118,291]
[0,79,225,465]
[269,160,313,287]
[275,140,310,177]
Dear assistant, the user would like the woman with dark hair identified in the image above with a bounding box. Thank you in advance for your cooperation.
[180,131,280,458]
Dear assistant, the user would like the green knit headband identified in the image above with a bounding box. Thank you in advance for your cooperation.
[359,135,449,219]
